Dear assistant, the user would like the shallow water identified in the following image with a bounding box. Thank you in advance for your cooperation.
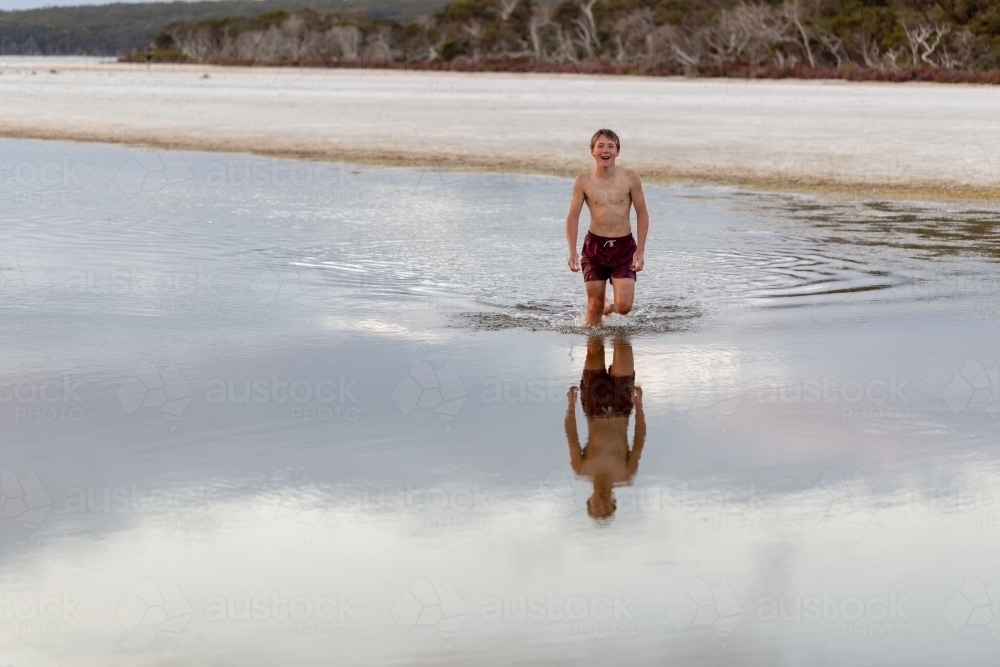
[1,137,999,666]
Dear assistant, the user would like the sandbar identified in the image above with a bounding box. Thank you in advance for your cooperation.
[2,57,999,199]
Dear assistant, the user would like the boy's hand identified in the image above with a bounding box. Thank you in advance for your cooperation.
[568,252,581,272]
[631,249,644,272]
[567,386,578,407]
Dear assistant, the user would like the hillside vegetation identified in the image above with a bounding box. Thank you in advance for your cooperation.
[0,0,447,55]
[133,0,1000,78]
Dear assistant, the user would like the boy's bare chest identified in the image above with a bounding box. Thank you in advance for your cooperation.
[583,184,632,207]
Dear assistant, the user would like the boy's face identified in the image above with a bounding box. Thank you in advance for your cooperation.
[591,136,619,168]
[587,490,616,519]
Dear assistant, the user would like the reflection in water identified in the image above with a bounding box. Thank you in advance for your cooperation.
[566,338,645,519]
[2,137,1000,665]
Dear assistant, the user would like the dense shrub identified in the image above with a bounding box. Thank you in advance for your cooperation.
[124,0,1000,77]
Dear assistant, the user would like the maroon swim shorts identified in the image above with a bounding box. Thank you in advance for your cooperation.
[580,368,635,417]
[580,232,637,283]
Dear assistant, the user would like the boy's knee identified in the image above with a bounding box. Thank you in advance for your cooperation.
[616,303,632,315]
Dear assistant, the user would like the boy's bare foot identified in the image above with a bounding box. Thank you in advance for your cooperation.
[603,301,613,316]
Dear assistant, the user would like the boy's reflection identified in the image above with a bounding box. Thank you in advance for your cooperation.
[565,337,645,520]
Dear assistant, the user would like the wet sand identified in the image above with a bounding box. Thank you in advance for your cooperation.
[2,57,1000,199]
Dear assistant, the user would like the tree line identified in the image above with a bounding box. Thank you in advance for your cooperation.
[134,0,1000,78]
[0,0,441,56]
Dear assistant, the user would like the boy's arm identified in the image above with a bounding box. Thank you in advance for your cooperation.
[565,387,583,474]
[565,175,586,272]
[629,171,648,271]
[627,386,645,478]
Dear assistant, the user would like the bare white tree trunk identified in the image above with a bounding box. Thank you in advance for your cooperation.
[783,0,815,67]
[499,0,519,21]
[819,33,843,67]
[580,0,600,52]
[529,6,550,60]
[920,24,950,66]
[858,36,880,69]
[902,22,926,66]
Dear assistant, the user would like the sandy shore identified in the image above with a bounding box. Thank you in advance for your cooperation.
[2,57,1000,198]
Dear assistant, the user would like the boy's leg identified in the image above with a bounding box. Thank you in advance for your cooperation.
[585,280,607,326]
[584,336,607,370]
[609,339,635,417]
[609,277,635,315]
[581,337,611,419]
[609,339,634,377]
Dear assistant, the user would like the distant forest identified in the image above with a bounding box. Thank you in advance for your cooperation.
[5,0,1000,80]
[131,0,1000,79]
[0,0,446,55]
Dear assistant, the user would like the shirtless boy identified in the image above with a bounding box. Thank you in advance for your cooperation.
[565,337,645,519]
[566,129,649,326]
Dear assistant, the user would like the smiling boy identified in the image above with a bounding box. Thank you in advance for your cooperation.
[565,129,649,326]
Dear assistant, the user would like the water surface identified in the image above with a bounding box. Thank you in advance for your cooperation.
[1,138,999,666]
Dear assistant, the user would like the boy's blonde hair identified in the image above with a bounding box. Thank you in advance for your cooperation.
[590,129,620,151]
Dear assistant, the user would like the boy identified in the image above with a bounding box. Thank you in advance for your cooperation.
[565,337,645,519]
[565,129,649,326]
